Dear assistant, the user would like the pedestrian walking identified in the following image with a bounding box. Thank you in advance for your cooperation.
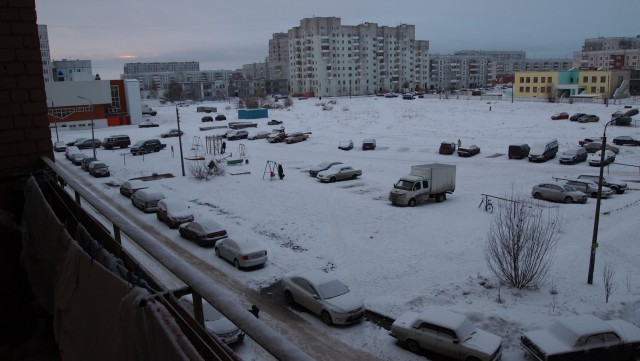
[171,145,174,157]
[248,305,260,319]
[221,141,226,154]
[457,139,461,148]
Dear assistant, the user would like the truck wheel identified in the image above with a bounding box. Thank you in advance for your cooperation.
[436,194,445,202]
[408,198,416,207]
[154,147,160,152]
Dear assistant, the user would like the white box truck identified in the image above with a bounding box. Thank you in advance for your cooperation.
[389,163,456,206]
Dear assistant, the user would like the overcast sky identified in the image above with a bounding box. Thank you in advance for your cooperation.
[35,0,639,80]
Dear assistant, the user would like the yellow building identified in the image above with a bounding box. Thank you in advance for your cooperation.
[513,71,558,99]
[578,70,629,99]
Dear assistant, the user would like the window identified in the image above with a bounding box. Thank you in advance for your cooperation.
[533,77,538,83]
[525,87,530,92]
[583,76,588,82]
[541,77,546,83]
[591,87,596,93]
[591,76,597,82]
[600,87,605,93]
[600,76,606,83]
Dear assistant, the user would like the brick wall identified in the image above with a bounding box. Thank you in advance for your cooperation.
[0,0,52,209]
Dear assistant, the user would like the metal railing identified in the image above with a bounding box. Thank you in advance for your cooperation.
[41,156,314,361]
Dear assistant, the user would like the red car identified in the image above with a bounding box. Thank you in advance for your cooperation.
[551,112,569,120]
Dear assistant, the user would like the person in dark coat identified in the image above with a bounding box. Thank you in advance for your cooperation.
[277,163,284,180]
[248,305,260,319]
[221,141,226,154]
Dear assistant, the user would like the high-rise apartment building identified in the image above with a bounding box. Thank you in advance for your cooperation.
[123,61,200,74]
[286,17,429,97]
[38,24,52,83]
[573,35,640,70]
[52,59,94,81]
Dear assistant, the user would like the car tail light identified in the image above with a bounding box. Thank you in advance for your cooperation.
[242,255,249,260]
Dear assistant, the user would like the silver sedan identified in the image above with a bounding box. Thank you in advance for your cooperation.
[316,164,362,183]
[531,183,587,204]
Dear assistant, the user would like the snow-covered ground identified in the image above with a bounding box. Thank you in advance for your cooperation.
[54,96,640,360]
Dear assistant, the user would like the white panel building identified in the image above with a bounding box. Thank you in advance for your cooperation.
[38,24,52,83]
[286,17,430,97]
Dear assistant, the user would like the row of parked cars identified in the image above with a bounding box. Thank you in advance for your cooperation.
[60,146,111,177]
[532,174,628,204]
[439,142,481,157]
[338,138,376,151]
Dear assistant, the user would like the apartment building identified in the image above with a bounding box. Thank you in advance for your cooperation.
[286,17,430,97]
[38,24,52,83]
[573,35,640,70]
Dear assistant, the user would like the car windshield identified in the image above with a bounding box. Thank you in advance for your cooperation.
[317,279,350,299]
[394,180,415,190]
[563,185,577,192]
[133,140,145,146]
[564,149,577,155]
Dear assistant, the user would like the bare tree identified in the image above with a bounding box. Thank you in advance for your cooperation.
[602,263,616,303]
[164,80,183,102]
[188,159,225,181]
[485,196,561,289]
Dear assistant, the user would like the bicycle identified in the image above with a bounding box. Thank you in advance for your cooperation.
[478,194,493,213]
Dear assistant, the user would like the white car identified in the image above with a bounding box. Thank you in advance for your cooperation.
[389,308,503,360]
[521,315,640,361]
[69,152,86,165]
[588,150,616,167]
[178,295,244,345]
[565,179,614,198]
[248,130,270,140]
[281,270,365,325]
[338,140,353,150]
[214,238,267,269]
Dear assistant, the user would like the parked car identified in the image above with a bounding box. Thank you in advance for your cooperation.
[281,270,365,326]
[521,315,640,361]
[402,93,415,100]
[248,131,270,140]
[338,140,353,150]
[508,144,530,159]
[130,139,166,155]
[138,120,159,128]
[588,150,616,167]
[613,135,639,146]
[362,138,376,150]
[80,157,98,171]
[75,138,102,149]
[309,161,342,177]
[317,164,362,183]
[569,113,586,121]
[102,134,130,149]
[285,132,309,144]
[578,137,601,146]
[214,238,268,269]
[226,130,248,141]
[612,116,632,126]
[160,128,184,138]
[156,199,194,228]
[119,180,148,198]
[578,174,628,194]
[131,189,165,213]
[551,112,569,120]
[64,146,80,160]
[215,114,226,121]
[528,139,559,162]
[384,92,398,98]
[565,179,614,198]
[582,142,619,154]
[66,137,87,146]
[457,145,480,157]
[53,141,67,152]
[70,152,86,165]
[559,147,588,164]
[88,161,110,178]
[531,183,587,204]
[201,115,213,122]
[179,295,244,344]
[178,218,228,247]
[577,114,600,123]
[389,308,503,360]
[439,142,456,155]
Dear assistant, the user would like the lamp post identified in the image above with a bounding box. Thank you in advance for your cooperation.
[77,96,96,158]
[47,97,59,141]
[587,117,617,284]
[160,98,186,176]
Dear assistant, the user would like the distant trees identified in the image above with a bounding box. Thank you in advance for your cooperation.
[485,196,560,289]
[163,80,183,102]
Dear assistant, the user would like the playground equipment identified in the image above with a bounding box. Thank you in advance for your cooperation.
[185,136,205,160]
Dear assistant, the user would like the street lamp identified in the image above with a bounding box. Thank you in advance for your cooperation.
[160,97,186,176]
[77,96,96,158]
[47,97,59,141]
[587,116,617,284]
